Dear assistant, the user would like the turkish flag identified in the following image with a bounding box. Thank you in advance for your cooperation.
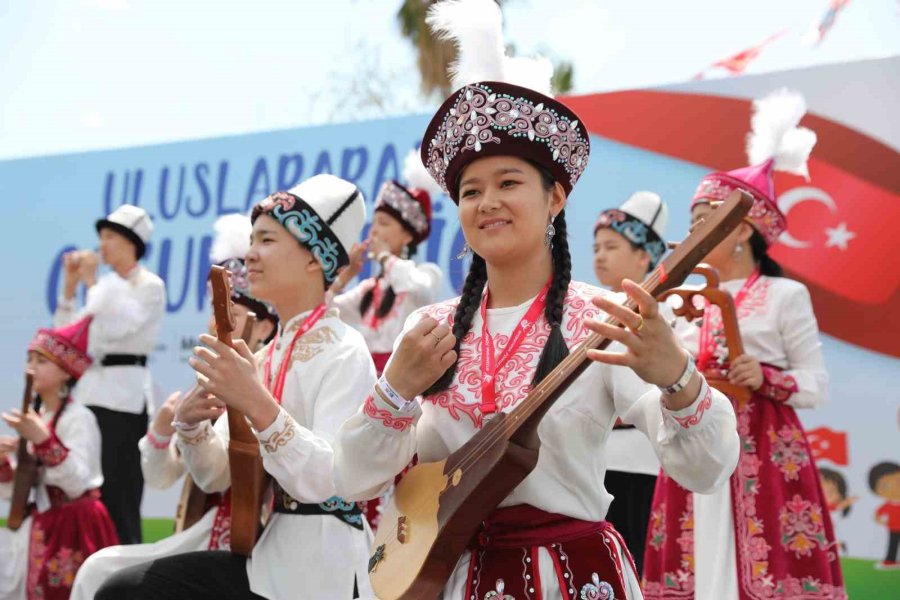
[807,427,849,465]
[566,90,900,357]
[711,30,788,75]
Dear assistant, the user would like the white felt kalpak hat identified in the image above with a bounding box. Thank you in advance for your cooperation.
[95,204,154,258]
[251,174,366,286]
[594,191,669,268]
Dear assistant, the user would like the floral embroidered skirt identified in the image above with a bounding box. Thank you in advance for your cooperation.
[642,393,846,600]
[27,490,119,600]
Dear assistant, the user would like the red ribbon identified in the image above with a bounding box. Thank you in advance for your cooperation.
[479,281,550,419]
[263,304,327,403]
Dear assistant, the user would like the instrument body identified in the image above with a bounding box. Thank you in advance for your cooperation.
[7,373,36,531]
[209,265,268,556]
[369,191,754,599]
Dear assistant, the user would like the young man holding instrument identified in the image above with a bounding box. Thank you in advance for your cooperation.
[97,174,376,600]
[333,1,742,598]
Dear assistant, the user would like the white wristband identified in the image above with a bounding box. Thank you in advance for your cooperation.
[376,376,417,412]
[659,353,696,396]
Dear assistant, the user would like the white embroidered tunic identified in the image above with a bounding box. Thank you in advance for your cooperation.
[175,308,377,600]
[672,275,828,600]
[54,266,166,414]
[332,257,442,355]
[335,281,741,599]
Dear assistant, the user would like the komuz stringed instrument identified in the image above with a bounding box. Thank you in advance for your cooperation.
[368,190,753,599]
[6,372,36,531]
[174,312,260,534]
[209,266,269,556]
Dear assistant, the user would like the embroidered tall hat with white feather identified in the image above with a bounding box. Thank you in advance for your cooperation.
[420,0,590,202]
[373,150,441,244]
[692,88,817,246]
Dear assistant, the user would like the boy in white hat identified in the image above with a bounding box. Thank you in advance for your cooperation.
[55,204,166,545]
[97,175,376,599]
[592,191,670,575]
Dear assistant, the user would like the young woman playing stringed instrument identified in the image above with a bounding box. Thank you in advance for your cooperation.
[69,214,277,600]
[0,318,118,600]
[642,90,846,600]
[333,1,740,598]
[97,174,376,599]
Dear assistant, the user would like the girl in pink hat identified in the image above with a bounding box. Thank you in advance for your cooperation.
[0,318,118,600]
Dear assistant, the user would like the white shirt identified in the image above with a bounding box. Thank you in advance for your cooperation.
[55,266,166,414]
[176,308,376,600]
[332,257,442,354]
[334,281,740,598]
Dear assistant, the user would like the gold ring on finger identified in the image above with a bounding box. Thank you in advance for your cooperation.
[631,315,645,334]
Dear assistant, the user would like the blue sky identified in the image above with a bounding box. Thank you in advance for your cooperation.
[1,0,897,160]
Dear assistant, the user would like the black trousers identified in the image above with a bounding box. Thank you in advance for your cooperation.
[96,551,264,600]
[89,406,147,545]
[887,530,900,563]
[95,550,360,600]
[603,469,657,576]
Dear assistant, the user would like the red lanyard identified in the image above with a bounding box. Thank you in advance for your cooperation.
[366,279,382,330]
[263,304,327,403]
[697,269,760,370]
[479,280,550,418]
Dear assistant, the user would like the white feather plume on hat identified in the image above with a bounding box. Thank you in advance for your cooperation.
[746,88,817,180]
[427,0,554,95]
[210,213,252,263]
[402,150,443,198]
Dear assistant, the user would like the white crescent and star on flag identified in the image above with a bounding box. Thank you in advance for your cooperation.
[776,186,857,251]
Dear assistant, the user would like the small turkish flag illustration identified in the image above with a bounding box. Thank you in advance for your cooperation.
[807,427,849,466]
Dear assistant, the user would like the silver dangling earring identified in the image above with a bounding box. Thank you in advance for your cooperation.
[400,246,410,260]
[59,382,70,400]
[544,220,556,247]
[455,243,471,260]
[733,243,743,257]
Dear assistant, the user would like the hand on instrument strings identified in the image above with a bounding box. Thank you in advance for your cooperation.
[191,335,279,430]
[384,317,457,401]
[584,279,693,389]
[728,354,763,390]
[0,436,17,461]
[173,386,225,427]
[152,391,180,437]
[1,408,51,445]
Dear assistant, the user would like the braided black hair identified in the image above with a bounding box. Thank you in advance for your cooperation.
[749,229,784,277]
[426,166,571,395]
[359,241,420,321]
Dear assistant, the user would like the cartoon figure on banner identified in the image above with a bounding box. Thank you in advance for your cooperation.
[818,468,858,555]
[868,461,900,570]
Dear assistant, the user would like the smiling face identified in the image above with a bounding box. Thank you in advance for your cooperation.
[592,228,650,289]
[26,351,70,398]
[370,210,414,256]
[456,156,565,266]
[245,214,322,304]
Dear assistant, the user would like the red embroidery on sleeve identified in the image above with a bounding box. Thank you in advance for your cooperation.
[758,364,799,403]
[33,432,69,467]
[670,385,713,429]
[363,395,414,432]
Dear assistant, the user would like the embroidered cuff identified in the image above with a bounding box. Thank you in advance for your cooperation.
[0,457,13,482]
[34,433,69,467]
[758,364,798,403]
[363,391,419,434]
[176,422,213,446]
[662,378,713,430]
[255,409,297,455]
[145,428,172,450]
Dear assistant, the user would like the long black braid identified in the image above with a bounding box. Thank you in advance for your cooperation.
[359,242,419,320]
[426,168,572,395]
